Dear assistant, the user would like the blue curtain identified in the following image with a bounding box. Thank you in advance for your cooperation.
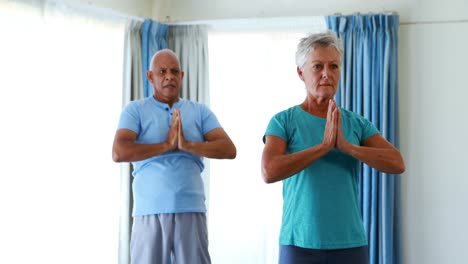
[141,19,168,97]
[326,14,401,264]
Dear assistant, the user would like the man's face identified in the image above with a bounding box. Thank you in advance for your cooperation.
[147,52,184,104]
[297,46,341,100]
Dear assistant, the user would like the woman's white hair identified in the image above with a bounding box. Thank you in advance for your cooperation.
[295,30,344,69]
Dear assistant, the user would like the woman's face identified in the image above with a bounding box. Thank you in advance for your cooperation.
[297,46,341,100]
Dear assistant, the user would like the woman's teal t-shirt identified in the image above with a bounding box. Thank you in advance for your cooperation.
[264,105,379,249]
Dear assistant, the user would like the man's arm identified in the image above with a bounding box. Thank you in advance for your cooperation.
[112,129,176,162]
[112,112,179,162]
[178,127,237,159]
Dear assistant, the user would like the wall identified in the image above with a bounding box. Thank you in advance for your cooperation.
[151,0,467,24]
[62,0,152,18]
[399,21,468,264]
[63,0,468,263]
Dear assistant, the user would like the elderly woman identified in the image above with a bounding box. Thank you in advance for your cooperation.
[261,31,405,264]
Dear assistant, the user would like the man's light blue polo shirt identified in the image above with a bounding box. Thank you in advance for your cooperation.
[117,97,221,216]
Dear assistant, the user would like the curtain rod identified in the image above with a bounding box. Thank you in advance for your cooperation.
[328,12,468,25]
[164,15,327,26]
[400,19,468,25]
[165,12,400,26]
[330,11,399,16]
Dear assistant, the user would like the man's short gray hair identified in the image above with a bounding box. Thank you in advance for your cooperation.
[149,49,180,71]
[295,30,344,69]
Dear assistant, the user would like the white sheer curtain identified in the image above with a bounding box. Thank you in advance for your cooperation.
[0,1,125,263]
[207,17,326,264]
[168,25,210,104]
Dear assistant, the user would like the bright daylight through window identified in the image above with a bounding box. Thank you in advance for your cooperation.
[0,2,124,263]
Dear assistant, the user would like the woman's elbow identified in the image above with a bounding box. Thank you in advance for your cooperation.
[261,165,278,184]
[395,160,406,174]
[262,172,272,184]
[394,153,406,174]
[387,157,405,174]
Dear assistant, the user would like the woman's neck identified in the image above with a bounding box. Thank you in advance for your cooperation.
[300,97,331,118]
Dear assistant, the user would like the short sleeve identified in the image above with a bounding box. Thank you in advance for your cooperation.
[263,112,288,143]
[200,104,221,135]
[359,116,380,142]
[117,102,140,134]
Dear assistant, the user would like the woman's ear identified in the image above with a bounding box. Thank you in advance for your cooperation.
[297,66,304,81]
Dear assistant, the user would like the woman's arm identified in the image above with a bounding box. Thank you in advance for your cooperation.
[336,110,406,174]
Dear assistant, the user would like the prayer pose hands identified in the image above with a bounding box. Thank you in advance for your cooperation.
[166,109,189,151]
[322,100,349,152]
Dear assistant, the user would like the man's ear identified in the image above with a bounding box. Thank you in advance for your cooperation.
[146,71,153,83]
[180,71,185,80]
[297,67,304,81]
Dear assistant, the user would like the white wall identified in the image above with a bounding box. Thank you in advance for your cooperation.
[62,0,468,263]
[151,0,467,24]
[62,0,152,18]
[399,22,468,264]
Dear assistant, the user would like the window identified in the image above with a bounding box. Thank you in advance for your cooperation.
[0,2,124,263]
[207,18,326,263]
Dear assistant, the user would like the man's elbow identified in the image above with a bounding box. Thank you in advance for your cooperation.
[112,148,127,163]
[220,144,236,159]
[228,146,237,159]
[112,151,121,163]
